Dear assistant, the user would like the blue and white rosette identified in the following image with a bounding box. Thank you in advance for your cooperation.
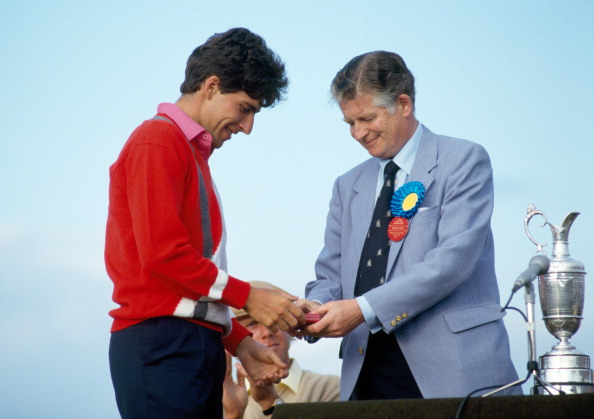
[390,181,426,219]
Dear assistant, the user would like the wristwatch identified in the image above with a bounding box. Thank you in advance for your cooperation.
[262,398,283,416]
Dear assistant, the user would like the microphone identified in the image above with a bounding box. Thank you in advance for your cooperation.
[512,255,550,292]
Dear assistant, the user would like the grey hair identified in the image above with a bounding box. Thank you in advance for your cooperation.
[331,51,415,112]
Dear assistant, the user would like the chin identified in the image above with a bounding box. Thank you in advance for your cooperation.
[367,149,386,158]
[369,148,394,159]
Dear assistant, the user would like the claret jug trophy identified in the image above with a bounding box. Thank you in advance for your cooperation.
[524,204,593,394]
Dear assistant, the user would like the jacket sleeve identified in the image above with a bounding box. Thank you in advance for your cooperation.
[306,177,345,303]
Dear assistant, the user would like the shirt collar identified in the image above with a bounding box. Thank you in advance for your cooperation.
[278,359,302,394]
[378,122,423,176]
[156,102,213,160]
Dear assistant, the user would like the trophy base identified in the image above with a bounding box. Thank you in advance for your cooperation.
[532,382,594,395]
[532,351,594,395]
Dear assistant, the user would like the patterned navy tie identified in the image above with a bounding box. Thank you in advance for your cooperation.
[354,160,400,297]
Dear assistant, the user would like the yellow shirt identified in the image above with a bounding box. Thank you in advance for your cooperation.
[243,359,340,419]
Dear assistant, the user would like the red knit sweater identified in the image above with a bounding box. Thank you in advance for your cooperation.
[105,117,250,353]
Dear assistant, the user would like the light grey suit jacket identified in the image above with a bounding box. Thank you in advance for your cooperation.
[306,126,521,400]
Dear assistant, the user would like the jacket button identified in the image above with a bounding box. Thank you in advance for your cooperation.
[358,347,364,355]
[402,313,408,318]
[390,320,397,327]
[396,316,402,322]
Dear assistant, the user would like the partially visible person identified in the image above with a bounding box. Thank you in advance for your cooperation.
[223,281,340,419]
[298,51,521,401]
[105,28,305,419]
[223,352,249,419]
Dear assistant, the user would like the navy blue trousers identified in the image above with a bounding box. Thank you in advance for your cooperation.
[109,317,225,419]
[351,331,423,400]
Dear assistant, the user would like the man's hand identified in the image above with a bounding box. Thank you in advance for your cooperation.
[222,351,248,419]
[244,287,305,333]
[300,299,364,337]
[287,299,322,338]
[235,336,289,387]
[294,298,321,314]
[235,362,281,413]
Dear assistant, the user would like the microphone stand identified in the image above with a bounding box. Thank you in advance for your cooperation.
[524,282,562,395]
[482,282,560,397]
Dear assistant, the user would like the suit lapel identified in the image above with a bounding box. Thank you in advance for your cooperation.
[386,127,438,271]
[351,159,379,258]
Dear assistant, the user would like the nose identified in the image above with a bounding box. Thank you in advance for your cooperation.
[351,122,367,142]
[239,113,255,135]
[252,323,273,342]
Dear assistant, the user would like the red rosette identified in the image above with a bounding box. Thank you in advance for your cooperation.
[388,217,409,241]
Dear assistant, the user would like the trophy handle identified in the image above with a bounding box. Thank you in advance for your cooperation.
[524,204,549,255]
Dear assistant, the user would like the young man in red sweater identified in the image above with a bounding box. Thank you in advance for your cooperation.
[105,28,305,419]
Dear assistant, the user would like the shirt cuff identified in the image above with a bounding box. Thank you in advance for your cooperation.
[222,318,252,355]
[356,296,382,333]
[222,276,251,309]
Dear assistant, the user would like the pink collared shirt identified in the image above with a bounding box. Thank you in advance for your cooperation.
[156,102,213,160]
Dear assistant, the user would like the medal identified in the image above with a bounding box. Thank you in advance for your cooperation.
[388,217,409,241]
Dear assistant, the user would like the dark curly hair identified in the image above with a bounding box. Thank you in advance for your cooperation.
[331,51,415,110]
[180,27,288,108]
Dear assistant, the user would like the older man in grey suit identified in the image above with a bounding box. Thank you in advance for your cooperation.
[298,51,521,401]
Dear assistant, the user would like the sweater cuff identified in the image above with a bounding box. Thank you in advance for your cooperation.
[222,318,252,355]
[222,276,251,309]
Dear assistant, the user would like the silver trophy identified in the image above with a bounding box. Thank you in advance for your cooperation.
[524,204,593,394]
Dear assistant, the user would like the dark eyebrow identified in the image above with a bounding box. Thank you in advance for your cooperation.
[245,102,261,113]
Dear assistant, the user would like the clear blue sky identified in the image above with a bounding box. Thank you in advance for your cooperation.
[1,1,593,417]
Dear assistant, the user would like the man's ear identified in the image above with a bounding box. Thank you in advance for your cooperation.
[202,75,220,99]
[397,94,414,117]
